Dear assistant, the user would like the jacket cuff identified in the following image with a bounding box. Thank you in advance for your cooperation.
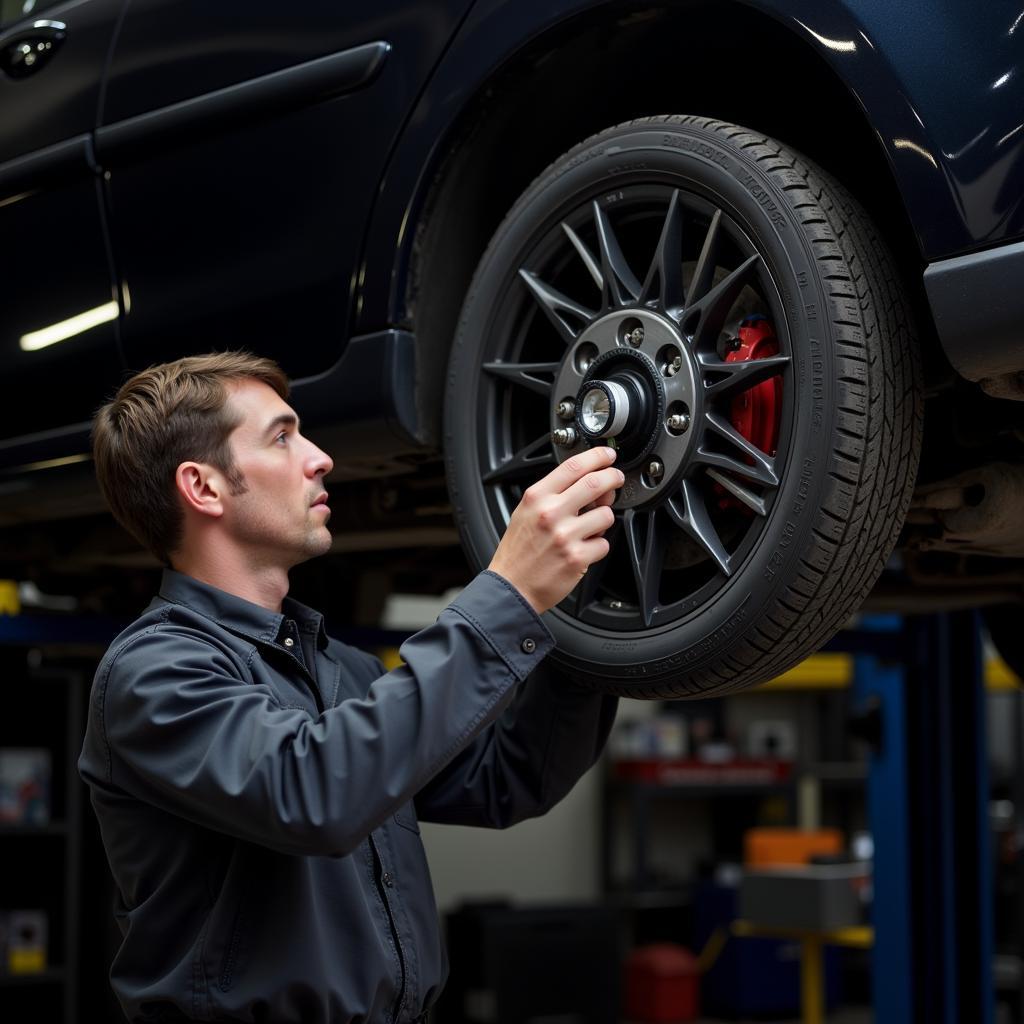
[447,570,555,681]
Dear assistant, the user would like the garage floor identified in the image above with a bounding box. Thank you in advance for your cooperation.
[689,1014,871,1024]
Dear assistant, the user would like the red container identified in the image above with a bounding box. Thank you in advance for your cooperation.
[624,943,699,1023]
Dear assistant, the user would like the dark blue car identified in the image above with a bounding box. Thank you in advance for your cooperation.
[2,0,1022,696]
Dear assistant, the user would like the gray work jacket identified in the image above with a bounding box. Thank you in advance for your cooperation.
[77,567,617,1023]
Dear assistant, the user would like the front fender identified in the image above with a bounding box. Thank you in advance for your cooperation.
[358,0,1024,333]
[750,0,1024,259]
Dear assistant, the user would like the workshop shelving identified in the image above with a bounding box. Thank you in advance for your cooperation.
[0,652,86,1024]
[601,765,799,894]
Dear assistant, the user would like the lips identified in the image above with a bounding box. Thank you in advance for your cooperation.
[311,492,329,508]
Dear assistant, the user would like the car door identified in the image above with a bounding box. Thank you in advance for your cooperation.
[97,0,474,382]
[0,0,124,449]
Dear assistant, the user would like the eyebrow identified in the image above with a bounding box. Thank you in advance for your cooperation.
[264,412,300,437]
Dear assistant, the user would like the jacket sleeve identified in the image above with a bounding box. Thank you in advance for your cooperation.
[412,659,619,829]
[85,570,554,858]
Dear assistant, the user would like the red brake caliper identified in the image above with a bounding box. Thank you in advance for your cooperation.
[716,316,782,511]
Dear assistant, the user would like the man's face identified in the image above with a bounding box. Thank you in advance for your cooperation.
[219,378,334,567]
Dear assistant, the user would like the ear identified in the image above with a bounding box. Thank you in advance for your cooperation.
[174,462,226,519]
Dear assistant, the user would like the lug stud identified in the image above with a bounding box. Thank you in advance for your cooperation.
[648,459,664,481]
[556,400,576,420]
[552,427,578,447]
[666,354,683,376]
[626,327,644,347]
[666,412,690,434]
[609,600,624,610]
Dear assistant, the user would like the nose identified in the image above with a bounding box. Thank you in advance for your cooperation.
[304,437,334,478]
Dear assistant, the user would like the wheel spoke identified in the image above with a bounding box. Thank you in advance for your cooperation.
[482,361,559,397]
[518,269,595,346]
[685,253,761,350]
[592,201,642,308]
[482,433,555,484]
[698,353,790,400]
[639,189,685,314]
[665,479,732,577]
[687,209,722,306]
[573,516,621,616]
[695,411,779,487]
[623,507,667,627]
[706,467,768,516]
[561,222,604,291]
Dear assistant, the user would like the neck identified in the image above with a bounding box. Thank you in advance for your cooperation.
[172,538,290,613]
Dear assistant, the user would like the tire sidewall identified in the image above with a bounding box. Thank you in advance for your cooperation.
[444,121,840,687]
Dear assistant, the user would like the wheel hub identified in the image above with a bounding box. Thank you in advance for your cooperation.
[550,307,698,507]
[576,348,664,467]
[578,379,633,439]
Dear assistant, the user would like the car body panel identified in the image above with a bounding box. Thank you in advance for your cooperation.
[97,0,472,383]
[751,0,1024,260]
[0,0,122,161]
[0,0,1022,484]
[0,0,124,442]
[924,240,1024,384]
[356,0,1024,336]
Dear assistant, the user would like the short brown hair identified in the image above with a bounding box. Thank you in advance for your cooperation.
[92,351,290,564]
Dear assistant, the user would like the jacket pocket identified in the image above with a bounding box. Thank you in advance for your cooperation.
[217,895,248,992]
[394,800,420,834]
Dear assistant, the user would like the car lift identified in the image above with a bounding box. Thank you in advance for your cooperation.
[843,609,995,1024]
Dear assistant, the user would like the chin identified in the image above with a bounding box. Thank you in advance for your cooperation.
[308,529,333,558]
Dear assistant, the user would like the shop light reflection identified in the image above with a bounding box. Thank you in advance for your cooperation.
[19,301,118,352]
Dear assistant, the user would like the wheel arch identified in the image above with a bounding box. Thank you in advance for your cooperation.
[398,0,941,449]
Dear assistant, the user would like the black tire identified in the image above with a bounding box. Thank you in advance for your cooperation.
[444,116,923,698]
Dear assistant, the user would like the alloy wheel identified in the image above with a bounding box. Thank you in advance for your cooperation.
[476,184,794,632]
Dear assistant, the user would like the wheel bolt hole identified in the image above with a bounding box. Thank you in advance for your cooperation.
[574,342,599,375]
[666,401,691,435]
[642,459,665,488]
[619,317,644,348]
[658,345,684,377]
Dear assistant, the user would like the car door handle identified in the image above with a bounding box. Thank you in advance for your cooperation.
[0,20,66,79]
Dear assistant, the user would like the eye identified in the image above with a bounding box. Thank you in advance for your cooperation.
[274,431,288,445]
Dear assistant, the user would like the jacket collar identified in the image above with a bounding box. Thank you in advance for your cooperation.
[157,568,327,648]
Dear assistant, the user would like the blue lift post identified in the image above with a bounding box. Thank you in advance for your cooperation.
[847,611,994,1024]
[850,616,913,1024]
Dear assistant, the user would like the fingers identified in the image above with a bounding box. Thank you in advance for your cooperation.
[561,466,626,513]
[582,488,618,513]
[526,445,616,498]
[489,447,620,613]
[572,504,616,540]
[576,534,612,568]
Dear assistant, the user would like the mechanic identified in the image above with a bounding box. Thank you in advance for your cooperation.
[77,351,625,1023]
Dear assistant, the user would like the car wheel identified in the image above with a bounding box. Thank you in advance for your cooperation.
[444,116,923,698]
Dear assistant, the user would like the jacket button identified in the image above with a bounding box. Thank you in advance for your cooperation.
[283,637,295,648]
[382,872,394,888]
[521,638,536,654]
